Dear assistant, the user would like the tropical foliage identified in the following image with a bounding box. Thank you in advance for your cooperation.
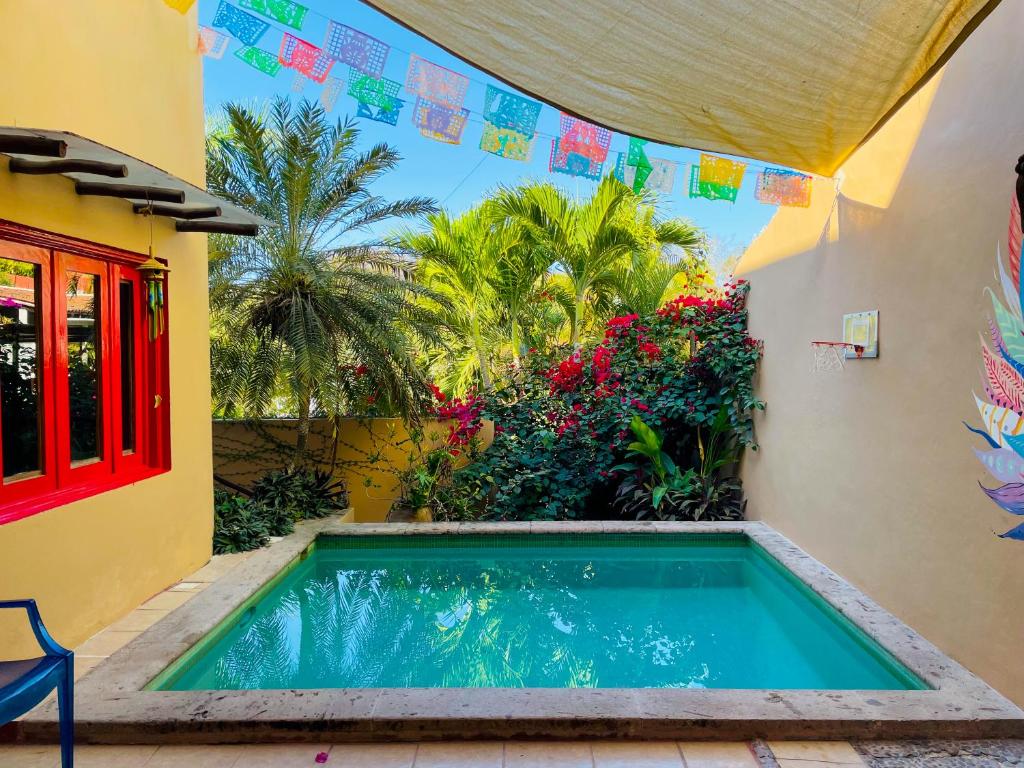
[213,468,349,554]
[435,280,762,521]
[491,178,705,345]
[206,98,441,465]
[203,104,761,524]
[397,177,707,393]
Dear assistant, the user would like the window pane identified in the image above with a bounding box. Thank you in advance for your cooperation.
[119,280,135,454]
[67,270,101,464]
[0,258,43,480]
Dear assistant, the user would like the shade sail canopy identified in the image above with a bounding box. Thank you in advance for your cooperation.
[366,0,999,175]
[0,128,271,235]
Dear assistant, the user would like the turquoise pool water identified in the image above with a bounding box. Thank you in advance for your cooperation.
[154,534,924,690]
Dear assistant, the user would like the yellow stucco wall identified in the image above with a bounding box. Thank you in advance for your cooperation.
[0,2,213,654]
[735,1,1024,704]
[213,418,494,522]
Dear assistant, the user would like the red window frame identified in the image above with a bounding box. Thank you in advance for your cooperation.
[0,220,171,525]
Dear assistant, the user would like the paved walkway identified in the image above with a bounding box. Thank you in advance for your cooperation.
[4,738,1024,767]
[0,739,848,767]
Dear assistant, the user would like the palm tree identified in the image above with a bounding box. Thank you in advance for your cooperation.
[483,207,552,363]
[206,98,441,465]
[491,177,704,345]
[490,177,632,346]
[396,206,545,391]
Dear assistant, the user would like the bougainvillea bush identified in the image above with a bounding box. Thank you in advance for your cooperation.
[446,280,763,521]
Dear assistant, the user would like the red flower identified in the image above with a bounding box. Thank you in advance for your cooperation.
[638,341,662,360]
[547,352,584,394]
[429,383,447,402]
[591,345,613,384]
[604,313,640,341]
[607,314,639,329]
[556,416,580,437]
[355,364,369,377]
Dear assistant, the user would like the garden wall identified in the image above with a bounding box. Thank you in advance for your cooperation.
[213,418,494,522]
[735,0,1024,704]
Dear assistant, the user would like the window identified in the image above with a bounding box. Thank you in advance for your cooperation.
[0,222,170,523]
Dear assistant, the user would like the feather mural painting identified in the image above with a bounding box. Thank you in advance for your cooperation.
[971,162,1024,541]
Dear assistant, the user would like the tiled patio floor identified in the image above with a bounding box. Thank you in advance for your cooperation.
[0,739,850,767]
[69,549,256,682]
[6,739,1024,767]
[5,549,1023,767]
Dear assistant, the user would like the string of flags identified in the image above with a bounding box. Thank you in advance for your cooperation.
[195,0,816,208]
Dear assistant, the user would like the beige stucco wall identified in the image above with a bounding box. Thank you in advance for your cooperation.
[213,418,494,523]
[0,1,212,655]
[735,1,1024,704]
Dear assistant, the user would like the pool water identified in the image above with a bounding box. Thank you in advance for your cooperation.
[154,534,924,690]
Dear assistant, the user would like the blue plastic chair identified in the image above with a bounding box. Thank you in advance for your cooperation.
[0,600,73,767]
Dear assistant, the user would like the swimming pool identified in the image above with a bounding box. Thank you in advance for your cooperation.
[152,533,923,691]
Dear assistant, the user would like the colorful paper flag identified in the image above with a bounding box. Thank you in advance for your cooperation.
[412,98,468,144]
[405,54,469,111]
[198,26,230,59]
[755,168,813,207]
[612,152,626,183]
[480,123,533,162]
[482,86,541,137]
[212,1,269,46]
[291,72,306,93]
[625,137,652,193]
[558,114,612,163]
[625,157,677,194]
[323,22,389,79]
[549,139,604,180]
[235,46,281,76]
[279,33,333,84]
[347,71,402,109]
[320,76,344,112]
[357,99,404,126]
[164,0,197,13]
[238,0,307,31]
[689,153,747,202]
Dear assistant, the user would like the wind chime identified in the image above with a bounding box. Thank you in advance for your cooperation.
[138,202,170,340]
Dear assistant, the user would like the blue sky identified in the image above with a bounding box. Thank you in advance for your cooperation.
[199,0,783,264]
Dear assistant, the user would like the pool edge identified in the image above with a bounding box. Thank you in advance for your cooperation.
[12,519,1024,743]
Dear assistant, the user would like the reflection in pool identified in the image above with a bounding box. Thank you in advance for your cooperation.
[157,535,924,690]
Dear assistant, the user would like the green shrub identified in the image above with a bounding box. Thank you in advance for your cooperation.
[252,469,349,521]
[452,281,762,521]
[213,490,269,554]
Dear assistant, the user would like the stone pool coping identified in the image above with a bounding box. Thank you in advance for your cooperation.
[14,520,1024,742]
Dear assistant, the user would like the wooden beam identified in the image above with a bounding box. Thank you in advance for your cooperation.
[132,203,222,220]
[0,135,67,158]
[75,182,185,204]
[175,220,259,236]
[9,158,128,178]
